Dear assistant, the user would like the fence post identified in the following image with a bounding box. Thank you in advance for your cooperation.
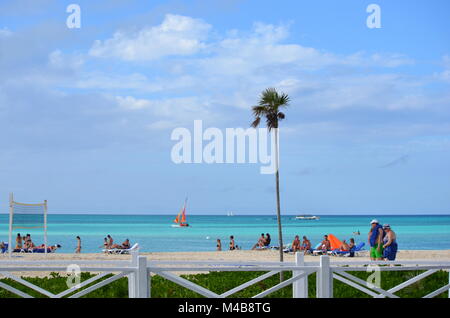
[128,248,139,298]
[135,256,149,298]
[317,255,333,298]
[293,252,308,298]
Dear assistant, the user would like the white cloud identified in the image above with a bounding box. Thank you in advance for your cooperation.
[114,95,217,129]
[82,17,423,117]
[75,72,197,93]
[48,50,84,70]
[89,14,211,61]
[0,27,12,37]
[434,55,450,83]
[116,95,151,110]
[3,13,447,143]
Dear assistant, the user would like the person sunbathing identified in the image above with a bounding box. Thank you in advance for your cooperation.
[349,238,355,250]
[99,237,108,249]
[31,244,61,252]
[252,233,266,250]
[107,235,114,248]
[25,239,36,250]
[319,235,331,254]
[340,240,350,251]
[292,235,301,252]
[301,236,312,254]
[121,239,130,249]
[46,244,61,252]
[108,239,131,250]
[264,233,271,247]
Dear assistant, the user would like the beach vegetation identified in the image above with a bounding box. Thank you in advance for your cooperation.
[0,270,447,298]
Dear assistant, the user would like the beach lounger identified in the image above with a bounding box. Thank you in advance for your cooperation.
[313,249,330,256]
[31,247,57,253]
[13,248,28,253]
[331,242,365,257]
[282,244,292,253]
[103,243,139,255]
[12,246,59,253]
[311,243,325,256]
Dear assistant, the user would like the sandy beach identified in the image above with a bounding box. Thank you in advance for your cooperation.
[1,249,449,277]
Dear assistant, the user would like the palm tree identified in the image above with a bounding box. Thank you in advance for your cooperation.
[251,87,290,281]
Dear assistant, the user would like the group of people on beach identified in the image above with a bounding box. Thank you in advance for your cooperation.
[100,235,131,251]
[284,220,398,261]
[251,233,271,250]
[216,235,241,251]
[314,235,357,255]
[72,235,131,253]
[14,233,60,252]
[368,219,398,261]
[214,219,398,261]
[291,235,313,253]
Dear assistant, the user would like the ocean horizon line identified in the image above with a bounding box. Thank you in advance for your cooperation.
[1,212,450,216]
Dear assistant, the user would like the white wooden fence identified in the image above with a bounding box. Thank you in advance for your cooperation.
[1,250,449,298]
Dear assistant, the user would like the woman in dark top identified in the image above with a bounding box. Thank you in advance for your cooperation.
[264,233,271,246]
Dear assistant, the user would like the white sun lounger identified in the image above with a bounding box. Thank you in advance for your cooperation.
[103,243,139,255]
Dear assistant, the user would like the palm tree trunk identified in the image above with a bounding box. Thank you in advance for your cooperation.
[274,128,284,281]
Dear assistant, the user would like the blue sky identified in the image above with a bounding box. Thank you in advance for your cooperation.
[0,0,449,215]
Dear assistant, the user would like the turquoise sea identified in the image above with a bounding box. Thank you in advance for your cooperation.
[1,214,449,253]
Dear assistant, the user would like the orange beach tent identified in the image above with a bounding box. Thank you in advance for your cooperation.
[327,234,343,250]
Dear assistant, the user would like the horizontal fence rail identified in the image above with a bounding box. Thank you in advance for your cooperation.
[0,250,449,298]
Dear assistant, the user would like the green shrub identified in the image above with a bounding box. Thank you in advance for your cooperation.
[0,270,447,298]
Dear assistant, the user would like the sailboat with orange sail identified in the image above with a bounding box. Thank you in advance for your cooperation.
[172,198,189,227]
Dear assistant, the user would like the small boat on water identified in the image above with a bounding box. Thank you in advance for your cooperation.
[227,211,234,216]
[172,198,189,227]
[295,214,320,220]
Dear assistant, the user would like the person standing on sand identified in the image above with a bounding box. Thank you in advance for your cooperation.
[216,239,222,251]
[16,233,22,249]
[75,236,81,253]
[229,235,236,250]
[368,219,384,261]
[382,224,398,261]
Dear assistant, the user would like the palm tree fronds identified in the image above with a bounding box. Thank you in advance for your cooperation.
[252,105,268,117]
[251,117,261,128]
[266,113,278,131]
